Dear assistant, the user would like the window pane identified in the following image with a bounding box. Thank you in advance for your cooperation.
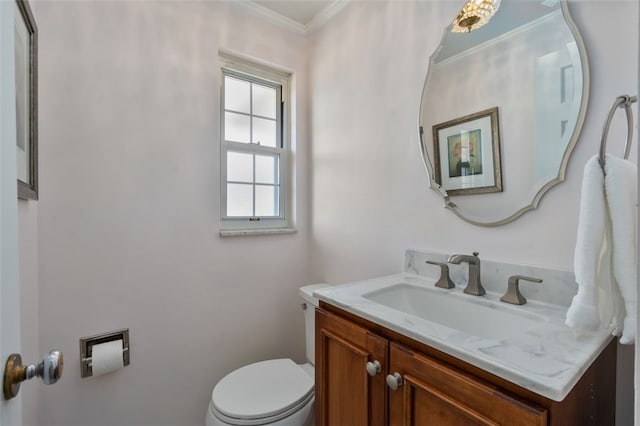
[225,76,250,113]
[255,155,278,184]
[227,152,253,183]
[225,112,250,143]
[227,183,253,217]
[252,117,276,147]
[255,185,278,217]
[253,84,277,119]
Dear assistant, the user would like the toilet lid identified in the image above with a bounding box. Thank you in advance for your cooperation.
[212,359,314,421]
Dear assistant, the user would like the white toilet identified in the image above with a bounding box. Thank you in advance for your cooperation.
[206,284,330,426]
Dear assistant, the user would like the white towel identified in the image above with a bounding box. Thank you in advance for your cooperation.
[566,157,606,332]
[566,155,637,343]
[604,155,637,343]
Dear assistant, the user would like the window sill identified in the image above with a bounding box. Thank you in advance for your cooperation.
[219,228,298,237]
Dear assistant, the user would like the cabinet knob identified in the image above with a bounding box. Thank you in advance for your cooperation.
[366,360,382,377]
[386,372,403,390]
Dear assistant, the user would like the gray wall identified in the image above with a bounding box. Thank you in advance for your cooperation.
[308,1,637,424]
[19,200,39,426]
[32,2,310,425]
[18,1,638,425]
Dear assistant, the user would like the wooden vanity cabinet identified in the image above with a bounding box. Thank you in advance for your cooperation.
[315,305,388,425]
[315,303,616,426]
[388,342,546,426]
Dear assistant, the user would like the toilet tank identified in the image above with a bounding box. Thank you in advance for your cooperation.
[299,284,331,365]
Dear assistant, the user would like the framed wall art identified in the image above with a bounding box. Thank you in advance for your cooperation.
[432,107,502,196]
[15,0,38,200]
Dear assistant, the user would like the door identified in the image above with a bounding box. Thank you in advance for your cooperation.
[388,343,547,426]
[533,42,582,182]
[315,309,388,426]
[1,1,24,424]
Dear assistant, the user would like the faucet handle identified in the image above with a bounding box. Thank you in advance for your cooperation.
[500,275,543,305]
[425,261,455,289]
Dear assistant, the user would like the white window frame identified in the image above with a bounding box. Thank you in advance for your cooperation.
[219,53,292,232]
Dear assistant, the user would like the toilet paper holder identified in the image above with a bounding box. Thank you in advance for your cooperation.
[79,328,130,378]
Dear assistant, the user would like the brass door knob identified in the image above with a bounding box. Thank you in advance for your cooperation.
[3,350,63,400]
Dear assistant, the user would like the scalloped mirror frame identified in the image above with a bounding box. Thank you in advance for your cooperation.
[418,0,590,227]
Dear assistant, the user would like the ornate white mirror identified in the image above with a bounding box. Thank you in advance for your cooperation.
[419,0,589,226]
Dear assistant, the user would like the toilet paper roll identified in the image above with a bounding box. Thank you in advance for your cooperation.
[91,340,124,377]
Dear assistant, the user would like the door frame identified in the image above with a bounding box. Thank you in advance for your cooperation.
[0,1,24,424]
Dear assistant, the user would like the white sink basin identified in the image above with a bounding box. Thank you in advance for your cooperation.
[314,271,612,402]
[363,283,546,340]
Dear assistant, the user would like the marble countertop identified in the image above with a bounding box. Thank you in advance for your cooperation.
[314,272,613,402]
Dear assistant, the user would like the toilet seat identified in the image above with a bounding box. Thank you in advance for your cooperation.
[211,359,314,425]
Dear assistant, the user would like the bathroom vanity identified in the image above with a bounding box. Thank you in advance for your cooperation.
[313,251,617,425]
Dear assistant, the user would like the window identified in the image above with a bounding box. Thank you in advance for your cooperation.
[220,54,291,232]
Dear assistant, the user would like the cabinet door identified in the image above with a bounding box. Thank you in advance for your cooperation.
[316,309,388,426]
[388,343,547,426]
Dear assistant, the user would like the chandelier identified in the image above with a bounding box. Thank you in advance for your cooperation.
[451,0,501,33]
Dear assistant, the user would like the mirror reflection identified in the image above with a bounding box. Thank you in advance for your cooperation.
[419,0,588,226]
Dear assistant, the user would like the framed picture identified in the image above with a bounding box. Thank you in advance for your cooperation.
[432,107,502,196]
[15,0,38,200]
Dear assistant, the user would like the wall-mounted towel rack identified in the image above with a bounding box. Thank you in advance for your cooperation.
[599,94,637,169]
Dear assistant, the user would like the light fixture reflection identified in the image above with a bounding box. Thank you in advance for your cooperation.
[451,0,501,33]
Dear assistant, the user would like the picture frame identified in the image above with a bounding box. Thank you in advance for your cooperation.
[15,0,38,200]
[432,107,502,196]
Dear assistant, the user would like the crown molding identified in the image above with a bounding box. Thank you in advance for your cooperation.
[233,1,307,34]
[434,9,561,67]
[232,1,348,35]
[306,0,349,34]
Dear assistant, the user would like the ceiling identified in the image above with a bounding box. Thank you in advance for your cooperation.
[252,1,334,25]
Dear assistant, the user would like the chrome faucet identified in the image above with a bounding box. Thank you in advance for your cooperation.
[447,252,485,296]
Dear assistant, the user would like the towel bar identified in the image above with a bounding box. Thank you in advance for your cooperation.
[599,94,637,170]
